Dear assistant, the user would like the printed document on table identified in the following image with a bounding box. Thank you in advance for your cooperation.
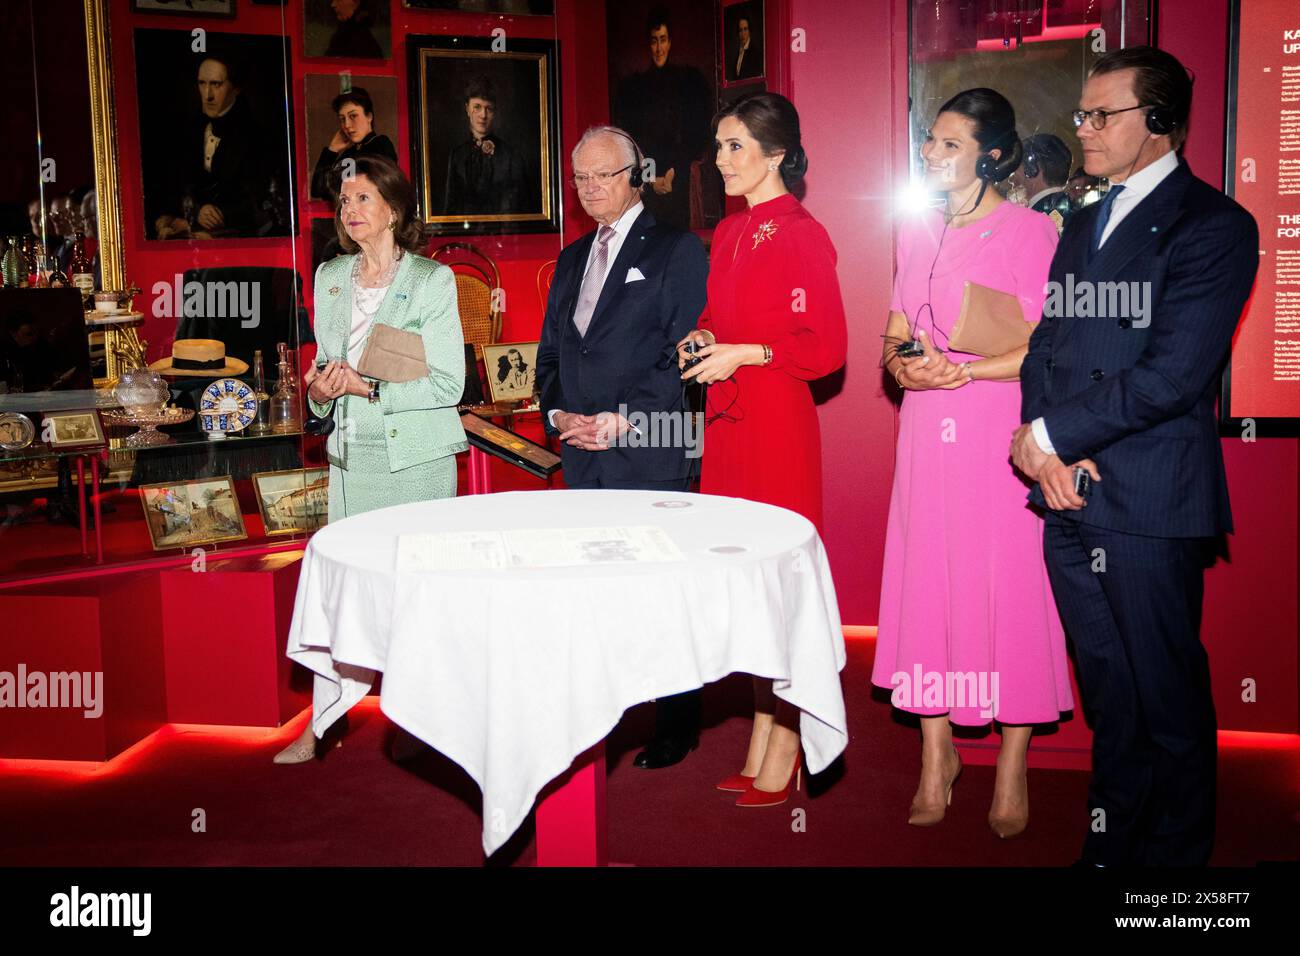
[396,526,685,570]
[503,526,685,567]
[395,531,509,571]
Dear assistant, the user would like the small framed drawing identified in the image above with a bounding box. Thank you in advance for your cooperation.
[131,0,237,17]
[253,468,329,536]
[43,410,106,450]
[139,477,248,551]
[481,341,538,404]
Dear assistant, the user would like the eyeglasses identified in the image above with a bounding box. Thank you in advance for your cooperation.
[570,165,634,188]
[1071,105,1145,130]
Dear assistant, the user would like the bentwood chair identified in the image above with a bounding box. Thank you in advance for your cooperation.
[429,242,501,362]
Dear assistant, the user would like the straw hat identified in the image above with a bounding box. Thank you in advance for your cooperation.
[149,339,249,377]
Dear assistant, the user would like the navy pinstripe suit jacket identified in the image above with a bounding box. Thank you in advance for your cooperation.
[1020,159,1259,538]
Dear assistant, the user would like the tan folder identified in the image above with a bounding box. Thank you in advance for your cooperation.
[948,281,1034,357]
[357,324,428,382]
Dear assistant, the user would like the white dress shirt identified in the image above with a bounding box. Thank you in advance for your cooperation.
[549,201,644,427]
[1031,149,1179,456]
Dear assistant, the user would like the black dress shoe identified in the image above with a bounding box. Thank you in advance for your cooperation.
[633,736,699,770]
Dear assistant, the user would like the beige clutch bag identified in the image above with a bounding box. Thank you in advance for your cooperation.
[948,281,1034,357]
[356,324,428,382]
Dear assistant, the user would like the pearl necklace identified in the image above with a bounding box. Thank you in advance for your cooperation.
[352,251,400,318]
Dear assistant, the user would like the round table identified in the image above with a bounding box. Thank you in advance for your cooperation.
[286,489,847,861]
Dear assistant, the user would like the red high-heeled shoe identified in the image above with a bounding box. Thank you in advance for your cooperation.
[735,751,802,807]
[715,772,756,792]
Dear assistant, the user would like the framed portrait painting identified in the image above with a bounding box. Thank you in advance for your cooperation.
[721,0,765,86]
[481,342,538,404]
[407,35,560,235]
[304,0,391,60]
[133,30,298,241]
[138,476,248,551]
[305,74,400,200]
[607,0,724,231]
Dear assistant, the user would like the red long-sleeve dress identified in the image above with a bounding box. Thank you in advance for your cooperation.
[699,193,847,529]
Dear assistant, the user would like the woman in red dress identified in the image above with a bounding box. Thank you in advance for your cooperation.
[680,92,847,806]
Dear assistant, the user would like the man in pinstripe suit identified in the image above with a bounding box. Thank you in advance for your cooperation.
[1012,47,1259,865]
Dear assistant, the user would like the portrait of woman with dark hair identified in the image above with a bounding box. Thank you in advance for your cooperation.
[310,86,399,200]
[443,75,530,216]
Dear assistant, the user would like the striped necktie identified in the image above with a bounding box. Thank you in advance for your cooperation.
[573,225,616,337]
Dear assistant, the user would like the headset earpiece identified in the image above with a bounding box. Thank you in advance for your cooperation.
[1145,104,1176,136]
[628,162,644,189]
[975,152,997,182]
[1023,147,1039,180]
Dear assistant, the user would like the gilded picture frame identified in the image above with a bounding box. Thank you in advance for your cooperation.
[407,35,560,235]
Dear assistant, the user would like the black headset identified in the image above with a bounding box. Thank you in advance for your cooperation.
[1144,103,1178,135]
[974,127,1016,182]
[1144,68,1194,136]
[604,128,647,189]
[1022,142,1039,180]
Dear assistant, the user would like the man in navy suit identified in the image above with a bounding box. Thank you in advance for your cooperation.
[1013,46,1259,865]
[536,125,709,769]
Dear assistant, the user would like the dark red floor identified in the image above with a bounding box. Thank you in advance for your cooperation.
[2,640,1296,867]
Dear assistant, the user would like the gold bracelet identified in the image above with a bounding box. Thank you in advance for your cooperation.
[761,344,773,366]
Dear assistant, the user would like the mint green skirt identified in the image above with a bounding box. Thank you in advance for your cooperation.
[327,441,457,521]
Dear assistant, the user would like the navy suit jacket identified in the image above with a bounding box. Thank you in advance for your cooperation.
[1020,159,1259,538]
[536,207,708,486]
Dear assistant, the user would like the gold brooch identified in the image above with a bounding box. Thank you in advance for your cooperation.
[328,287,340,295]
[752,220,778,250]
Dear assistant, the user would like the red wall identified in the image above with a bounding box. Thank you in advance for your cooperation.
[786,0,903,629]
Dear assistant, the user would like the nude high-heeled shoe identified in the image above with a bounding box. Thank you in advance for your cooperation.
[988,767,1029,838]
[272,714,347,765]
[907,745,962,826]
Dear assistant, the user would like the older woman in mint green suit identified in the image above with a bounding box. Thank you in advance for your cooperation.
[275,154,466,765]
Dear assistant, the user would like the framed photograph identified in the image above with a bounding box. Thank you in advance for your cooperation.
[130,0,236,17]
[481,342,538,404]
[460,411,560,480]
[721,1,764,86]
[134,29,297,241]
[403,1,554,13]
[138,476,248,551]
[252,468,329,536]
[407,34,560,235]
[43,410,106,450]
[305,74,400,200]
[304,0,391,60]
[607,0,723,231]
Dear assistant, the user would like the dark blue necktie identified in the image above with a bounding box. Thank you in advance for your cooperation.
[1091,183,1125,252]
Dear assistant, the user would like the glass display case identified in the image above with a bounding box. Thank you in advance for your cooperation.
[0,0,569,585]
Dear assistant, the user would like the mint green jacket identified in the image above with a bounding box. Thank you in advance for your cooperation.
[310,252,468,471]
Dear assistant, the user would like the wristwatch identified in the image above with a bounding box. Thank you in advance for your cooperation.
[367,379,381,404]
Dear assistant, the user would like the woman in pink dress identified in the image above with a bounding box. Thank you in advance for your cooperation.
[873,88,1073,838]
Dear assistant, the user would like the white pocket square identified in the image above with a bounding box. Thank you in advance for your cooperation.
[625,268,646,283]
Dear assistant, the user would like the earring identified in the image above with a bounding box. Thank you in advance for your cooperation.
[768,162,778,171]
[388,218,396,230]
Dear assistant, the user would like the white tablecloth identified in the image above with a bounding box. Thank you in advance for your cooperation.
[286,489,847,855]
